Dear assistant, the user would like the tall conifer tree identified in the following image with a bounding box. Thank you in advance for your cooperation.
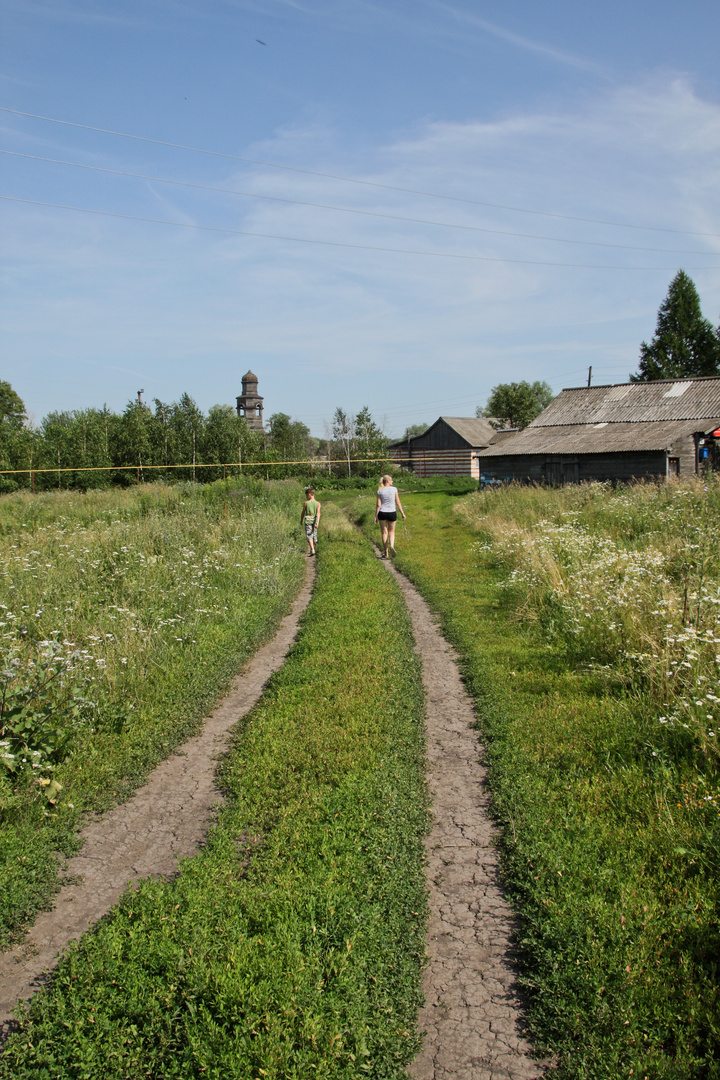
[632,270,720,381]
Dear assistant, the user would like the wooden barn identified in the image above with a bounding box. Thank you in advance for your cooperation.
[388,416,504,479]
[476,376,720,484]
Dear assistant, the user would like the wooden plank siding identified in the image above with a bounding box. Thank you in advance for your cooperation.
[388,446,479,478]
[478,450,671,485]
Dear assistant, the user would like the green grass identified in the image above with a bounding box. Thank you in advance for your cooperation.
[0,480,305,949]
[351,487,720,1080]
[0,505,429,1079]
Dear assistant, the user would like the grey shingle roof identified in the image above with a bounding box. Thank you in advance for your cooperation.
[438,417,499,446]
[477,417,720,458]
[532,377,720,427]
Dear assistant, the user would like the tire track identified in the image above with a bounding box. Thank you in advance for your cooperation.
[0,559,315,1039]
[379,557,546,1080]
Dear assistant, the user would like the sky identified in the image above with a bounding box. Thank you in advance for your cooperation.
[2,0,720,437]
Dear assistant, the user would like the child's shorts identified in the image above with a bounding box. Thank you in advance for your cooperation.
[304,522,317,542]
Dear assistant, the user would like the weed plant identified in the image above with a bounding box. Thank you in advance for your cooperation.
[0,505,429,1079]
[0,480,304,948]
[353,485,720,1079]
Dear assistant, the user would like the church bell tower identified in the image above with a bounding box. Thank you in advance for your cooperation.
[236,370,264,431]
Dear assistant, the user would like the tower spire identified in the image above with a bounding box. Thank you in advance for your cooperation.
[236,370,264,431]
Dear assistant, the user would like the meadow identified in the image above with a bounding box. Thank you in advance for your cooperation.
[349,477,720,1080]
[0,480,305,948]
[0,505,428,1079]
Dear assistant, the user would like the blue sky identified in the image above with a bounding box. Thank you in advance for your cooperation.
[2,0,720,437]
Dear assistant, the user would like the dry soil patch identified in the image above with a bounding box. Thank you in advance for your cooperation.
[379,557,546,1080]
[0,559,315,1037]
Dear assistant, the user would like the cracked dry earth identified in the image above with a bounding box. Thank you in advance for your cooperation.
[380,559,546,1080]
[0,559,315,1038]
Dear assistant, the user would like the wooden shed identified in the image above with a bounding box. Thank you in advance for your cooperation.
[476,376,720,484]
[388,417,500,479]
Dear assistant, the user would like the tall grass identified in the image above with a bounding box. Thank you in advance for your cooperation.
[458,479,720,782]
[0,480,305,947]
[0,507,429,1079]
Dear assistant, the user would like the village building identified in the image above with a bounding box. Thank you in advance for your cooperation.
[236,370,264,432]
[476,376,720,484]
[387,417,504,479]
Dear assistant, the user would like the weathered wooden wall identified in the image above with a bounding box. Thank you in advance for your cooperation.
[478,450,670,485]
[389,446,479,478]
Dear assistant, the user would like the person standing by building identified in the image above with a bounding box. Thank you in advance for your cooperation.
[301,487,321,556]
[374,474,405,559]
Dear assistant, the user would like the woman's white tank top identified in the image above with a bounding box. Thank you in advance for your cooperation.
[377,486,397,512]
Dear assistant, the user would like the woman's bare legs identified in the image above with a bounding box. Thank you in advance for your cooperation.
[379,520,389,556]
[387,520,397,557]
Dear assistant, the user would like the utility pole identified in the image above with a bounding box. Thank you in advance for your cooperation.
[137,389,144,404]
[587,366,592,388]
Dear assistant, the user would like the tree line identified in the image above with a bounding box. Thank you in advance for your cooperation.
[0,389,390,493]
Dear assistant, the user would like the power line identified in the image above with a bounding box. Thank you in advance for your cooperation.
[3,105,720,239]
[2,149,717,256]
[4,193,718,270]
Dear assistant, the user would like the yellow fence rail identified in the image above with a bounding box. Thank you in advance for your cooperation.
[0,456,411,478]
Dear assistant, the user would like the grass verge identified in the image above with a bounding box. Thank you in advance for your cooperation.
[0,504,429,1079]
[0,480,305,949]
[350,487,720,1080]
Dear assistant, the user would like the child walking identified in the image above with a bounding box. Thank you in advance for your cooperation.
[301,487,321,556]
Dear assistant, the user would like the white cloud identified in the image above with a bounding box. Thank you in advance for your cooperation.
[3,75,720,432]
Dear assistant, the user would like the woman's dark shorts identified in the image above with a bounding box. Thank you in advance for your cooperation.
[378,511,397,522]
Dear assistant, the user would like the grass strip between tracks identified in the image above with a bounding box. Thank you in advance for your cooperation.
[0,506,429,1079]
[348,488,720,1080]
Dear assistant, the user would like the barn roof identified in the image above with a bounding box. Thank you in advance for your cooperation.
[478,417,720,458]
[532,376,720,427]
[438,416,499,445]
[388,416,499,449]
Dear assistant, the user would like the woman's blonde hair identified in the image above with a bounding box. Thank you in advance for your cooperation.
[381,473,393,486]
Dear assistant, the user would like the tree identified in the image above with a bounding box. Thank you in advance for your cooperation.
[331,407,354,476]
[0,381,27,429]
[402,423,429,440]
[0,381,30,490]
[478,380,553,429]
[354,405,387,474]
[170,394,205,481]
[631,270,720,381]
[268,413,310,460]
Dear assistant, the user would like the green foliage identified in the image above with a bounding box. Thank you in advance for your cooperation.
[0,643,94,782]
[478,380,553,429]
[0,394,308,491]
[0,381,27,429]
[268,412,312,475]
[327,406,388,478]
[0,510,429,1079]
[632,270,720,381]
[401,423,429,440]
[354,488,720,1079]
[0,481,305,946]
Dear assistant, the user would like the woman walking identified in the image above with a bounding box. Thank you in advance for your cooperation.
[374,474,405,559]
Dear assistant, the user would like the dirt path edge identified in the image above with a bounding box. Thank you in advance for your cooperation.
[378,557,546,1080]
[0,558,316,1039]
